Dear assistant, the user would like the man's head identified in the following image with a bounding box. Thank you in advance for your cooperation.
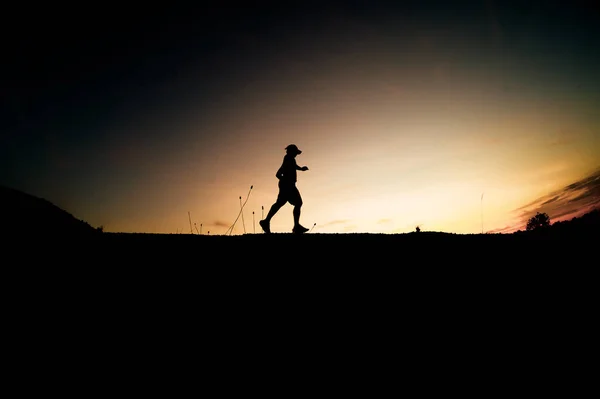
[285,144,302,155]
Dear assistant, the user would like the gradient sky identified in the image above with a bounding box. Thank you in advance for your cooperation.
[2,1,599,234]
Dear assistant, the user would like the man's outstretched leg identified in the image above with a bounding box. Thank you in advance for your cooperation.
[292,205,308,234]
[260,201,284,234]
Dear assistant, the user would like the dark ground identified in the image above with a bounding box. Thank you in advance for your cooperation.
[10,226,596,288]
[13,224,596,325]
[4,225,596,386]
[15,221,598,262]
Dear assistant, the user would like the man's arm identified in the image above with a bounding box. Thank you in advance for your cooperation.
[294,160,308,171]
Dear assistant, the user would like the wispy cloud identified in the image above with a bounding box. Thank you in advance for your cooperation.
[541,196,560,205]
[213,220,230,228]
[487,225,515,234]
[343,224,358,232]
[321,219,350,227]
[510,167,600,231]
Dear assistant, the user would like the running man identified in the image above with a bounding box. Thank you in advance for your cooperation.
[259,144,309,234]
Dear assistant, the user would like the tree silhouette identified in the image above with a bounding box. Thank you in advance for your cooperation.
[526,212,551,231]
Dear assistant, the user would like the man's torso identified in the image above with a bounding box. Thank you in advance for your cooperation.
[279,154,297,183]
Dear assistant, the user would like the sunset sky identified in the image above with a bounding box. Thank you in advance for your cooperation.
[1,1,599,234]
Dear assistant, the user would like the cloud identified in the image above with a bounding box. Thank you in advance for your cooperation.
[541,196,560,205]
[343,224,358,232]
[321,219,350,227]
[512,167,600,230]
[377,218,392,224]
[213,220,230,228]
[487,225,515,234]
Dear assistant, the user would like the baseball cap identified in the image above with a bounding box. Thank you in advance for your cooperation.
[285,144,302,154]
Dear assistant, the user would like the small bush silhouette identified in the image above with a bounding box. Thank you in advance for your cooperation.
[526,212,551,231]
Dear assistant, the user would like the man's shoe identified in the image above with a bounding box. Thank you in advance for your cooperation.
[259,220,271,234]
[292,225,309,234]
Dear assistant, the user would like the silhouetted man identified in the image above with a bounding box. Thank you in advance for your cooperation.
[260,144,309,234]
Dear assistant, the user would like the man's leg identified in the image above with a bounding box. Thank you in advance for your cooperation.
[260,200,284,233]
[265,201,284,222]
[293,205,301,227]
[292,206,308,233]
[291,189,308,233]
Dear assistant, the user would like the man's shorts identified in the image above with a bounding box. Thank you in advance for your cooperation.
[277,181,302,206]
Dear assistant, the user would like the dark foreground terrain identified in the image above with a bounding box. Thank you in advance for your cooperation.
[9,221,597,302]
[76,227,595,262]
[7,206,599,268]
[9,218,598,298]
[9,225,598,263]
[8,224,596,329]
[5,214,597,380]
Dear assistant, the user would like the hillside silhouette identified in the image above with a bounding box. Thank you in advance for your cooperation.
[515,208,599,237]
[0,185,99,237]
